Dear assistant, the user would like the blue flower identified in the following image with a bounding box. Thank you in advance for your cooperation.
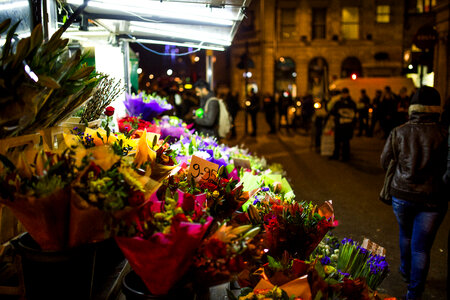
[261,187,270,192]
[320,256,331,265]
[341,238,354,245]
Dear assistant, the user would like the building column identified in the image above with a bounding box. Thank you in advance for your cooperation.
[434,2,449,102]
[259,0,276,96]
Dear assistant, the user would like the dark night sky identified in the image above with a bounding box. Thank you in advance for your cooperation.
[129,42,206,86]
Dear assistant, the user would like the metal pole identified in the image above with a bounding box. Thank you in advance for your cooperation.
[206,50,214,91]
[122,40,131,94]
[244,42,249,136]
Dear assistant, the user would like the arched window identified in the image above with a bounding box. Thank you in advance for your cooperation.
[341,56,362,78]
[274,57,296,95]
[308,57,328,100]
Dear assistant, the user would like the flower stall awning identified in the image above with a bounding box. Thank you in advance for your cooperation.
[64,0,251,50]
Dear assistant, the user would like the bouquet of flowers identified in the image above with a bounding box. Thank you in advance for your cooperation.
[115,188,212,296]
[69,150,160,247]
[0,148,76,250]
[157,166,248,221]
[153,116,194,143]
[190,224,260,287]
[336,238,389,290]
[246,199,336,260]
[171,133,230,167]
[0,20,101,138]
[117,116,162,139]
[124,92,172,121]
[307,235,389,299]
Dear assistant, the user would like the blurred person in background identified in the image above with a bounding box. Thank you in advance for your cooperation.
[379,86,398,139]
[329,87,357,161]
[301,94,315,135]
[247,88,260,137]
[396,87,411,127]
[278,90,292,133]
[357,89,370,137]
[263,92,277,134]
[368,89,382,137]
[224,90,240,139]
[193,79,219,138]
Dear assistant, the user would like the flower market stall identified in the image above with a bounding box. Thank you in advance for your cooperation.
[1,5,391,300]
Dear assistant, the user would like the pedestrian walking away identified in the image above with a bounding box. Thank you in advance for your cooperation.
[380,86,449,300]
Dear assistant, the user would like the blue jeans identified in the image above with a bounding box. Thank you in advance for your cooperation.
[392,197,447,299]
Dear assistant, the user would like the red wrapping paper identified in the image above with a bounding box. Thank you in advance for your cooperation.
[115,217,212,295]
[68,189,111,248]
[0,188,70,251]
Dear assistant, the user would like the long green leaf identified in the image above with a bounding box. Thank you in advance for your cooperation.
[1,21,21,61]
[69,65,95,80]
[0,19,11,35]
[37,75,60,89]
[12,37,30,68]
[29,23,43,53]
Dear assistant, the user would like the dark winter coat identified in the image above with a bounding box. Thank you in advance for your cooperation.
[330,96,357,139]
[444,124,450,185]
[380,111,448,204]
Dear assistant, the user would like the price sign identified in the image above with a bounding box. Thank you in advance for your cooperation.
[361,238,386,257]
[188,155,219,182]
[233,157,251,169]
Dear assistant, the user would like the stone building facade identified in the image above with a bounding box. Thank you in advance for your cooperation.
[221,0,448,103]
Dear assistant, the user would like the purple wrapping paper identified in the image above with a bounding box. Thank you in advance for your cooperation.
[124,94,173,121]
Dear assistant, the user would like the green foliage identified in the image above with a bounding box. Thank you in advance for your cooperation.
[0,20,101,138]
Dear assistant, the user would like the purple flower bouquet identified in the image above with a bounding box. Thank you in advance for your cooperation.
[124,93,173,121]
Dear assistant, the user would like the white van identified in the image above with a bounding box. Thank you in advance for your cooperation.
[329,77,417,101]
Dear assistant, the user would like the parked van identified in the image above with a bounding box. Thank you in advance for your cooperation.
[329,77,417,100]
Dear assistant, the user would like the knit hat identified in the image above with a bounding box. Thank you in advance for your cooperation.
[409,86,442,115]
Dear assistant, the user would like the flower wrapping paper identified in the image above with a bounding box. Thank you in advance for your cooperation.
[68,189,111,248]
[115,216,212,295]
[124,94,172,121]
[1,188,70,251]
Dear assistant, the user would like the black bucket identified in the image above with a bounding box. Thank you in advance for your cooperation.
[12,233,95,300]
[122,271,196,300]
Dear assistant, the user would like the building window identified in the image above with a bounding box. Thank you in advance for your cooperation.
[341,7,359,40]
[416,0,436,13]
[312,8,326,39]
[376,5,390,23]
[280,8,296,40]
[341,56,362,78]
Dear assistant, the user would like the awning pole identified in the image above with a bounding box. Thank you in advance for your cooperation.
[122,40,131,94]
[206,49,214,91]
